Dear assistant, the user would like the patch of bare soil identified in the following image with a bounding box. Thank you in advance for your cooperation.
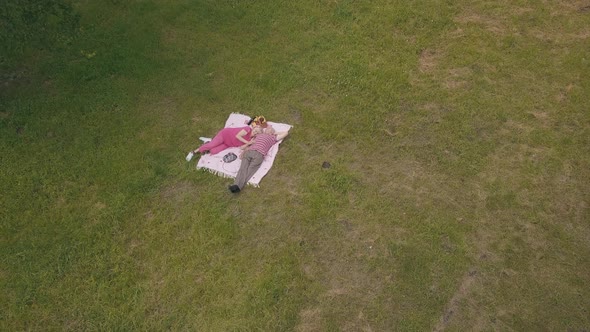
[411,48,446,88]
[418,49,439,73]
[433,269,479,332]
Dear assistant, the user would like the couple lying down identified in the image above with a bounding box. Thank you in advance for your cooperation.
[187,116,289,193]
[186,115,267,159]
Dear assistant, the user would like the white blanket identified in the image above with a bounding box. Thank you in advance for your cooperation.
[196,113,292,187]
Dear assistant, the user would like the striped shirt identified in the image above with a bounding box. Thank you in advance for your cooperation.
[250,133,277,156]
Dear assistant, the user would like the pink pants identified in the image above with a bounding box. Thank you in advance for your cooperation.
[198,129,236,155]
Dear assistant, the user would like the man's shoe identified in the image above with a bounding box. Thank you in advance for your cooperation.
[229,185,240,193]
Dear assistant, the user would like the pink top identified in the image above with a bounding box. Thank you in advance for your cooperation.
[222,126,252,146]
[250,133,277,156]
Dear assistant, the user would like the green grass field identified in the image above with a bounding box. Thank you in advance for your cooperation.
[2,0,589,330]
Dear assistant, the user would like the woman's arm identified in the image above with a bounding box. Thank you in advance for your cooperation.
[236,128,254,149]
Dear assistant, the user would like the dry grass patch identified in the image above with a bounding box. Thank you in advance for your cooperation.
[351,152,471,214]
[454,10,507,35]
[306,242,396,330]
[527,110,552,127]
[295,307,323,332]
[458,124,590,328]
[411,47,450,90]
[530,26,590,43]
[418,48,440,73]
[413,49,476,93]
[551,0,590,14]
[433,269,480,331]
[555,83,578,103]
[444,67,472,90]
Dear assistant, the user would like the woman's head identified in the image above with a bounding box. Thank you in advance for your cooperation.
[248,115,267,128]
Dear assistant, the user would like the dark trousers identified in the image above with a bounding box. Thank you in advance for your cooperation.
[234,150,264,189]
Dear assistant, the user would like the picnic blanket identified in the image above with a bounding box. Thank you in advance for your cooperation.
[196,113,292,187]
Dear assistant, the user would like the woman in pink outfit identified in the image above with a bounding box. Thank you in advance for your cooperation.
[197,126,254,155]
[186,116,267,159]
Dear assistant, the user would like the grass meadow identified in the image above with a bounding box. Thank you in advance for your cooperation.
[1,0,589,330]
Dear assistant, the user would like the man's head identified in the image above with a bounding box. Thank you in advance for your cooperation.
[252,127,264,135]
[263,127,276,135]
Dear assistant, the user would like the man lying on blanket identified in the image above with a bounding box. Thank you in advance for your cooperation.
[229,126,290,193]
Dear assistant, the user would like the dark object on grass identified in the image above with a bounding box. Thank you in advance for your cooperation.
[223,152,237,163]
[229,185,240,193]
[322,161,331,169]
